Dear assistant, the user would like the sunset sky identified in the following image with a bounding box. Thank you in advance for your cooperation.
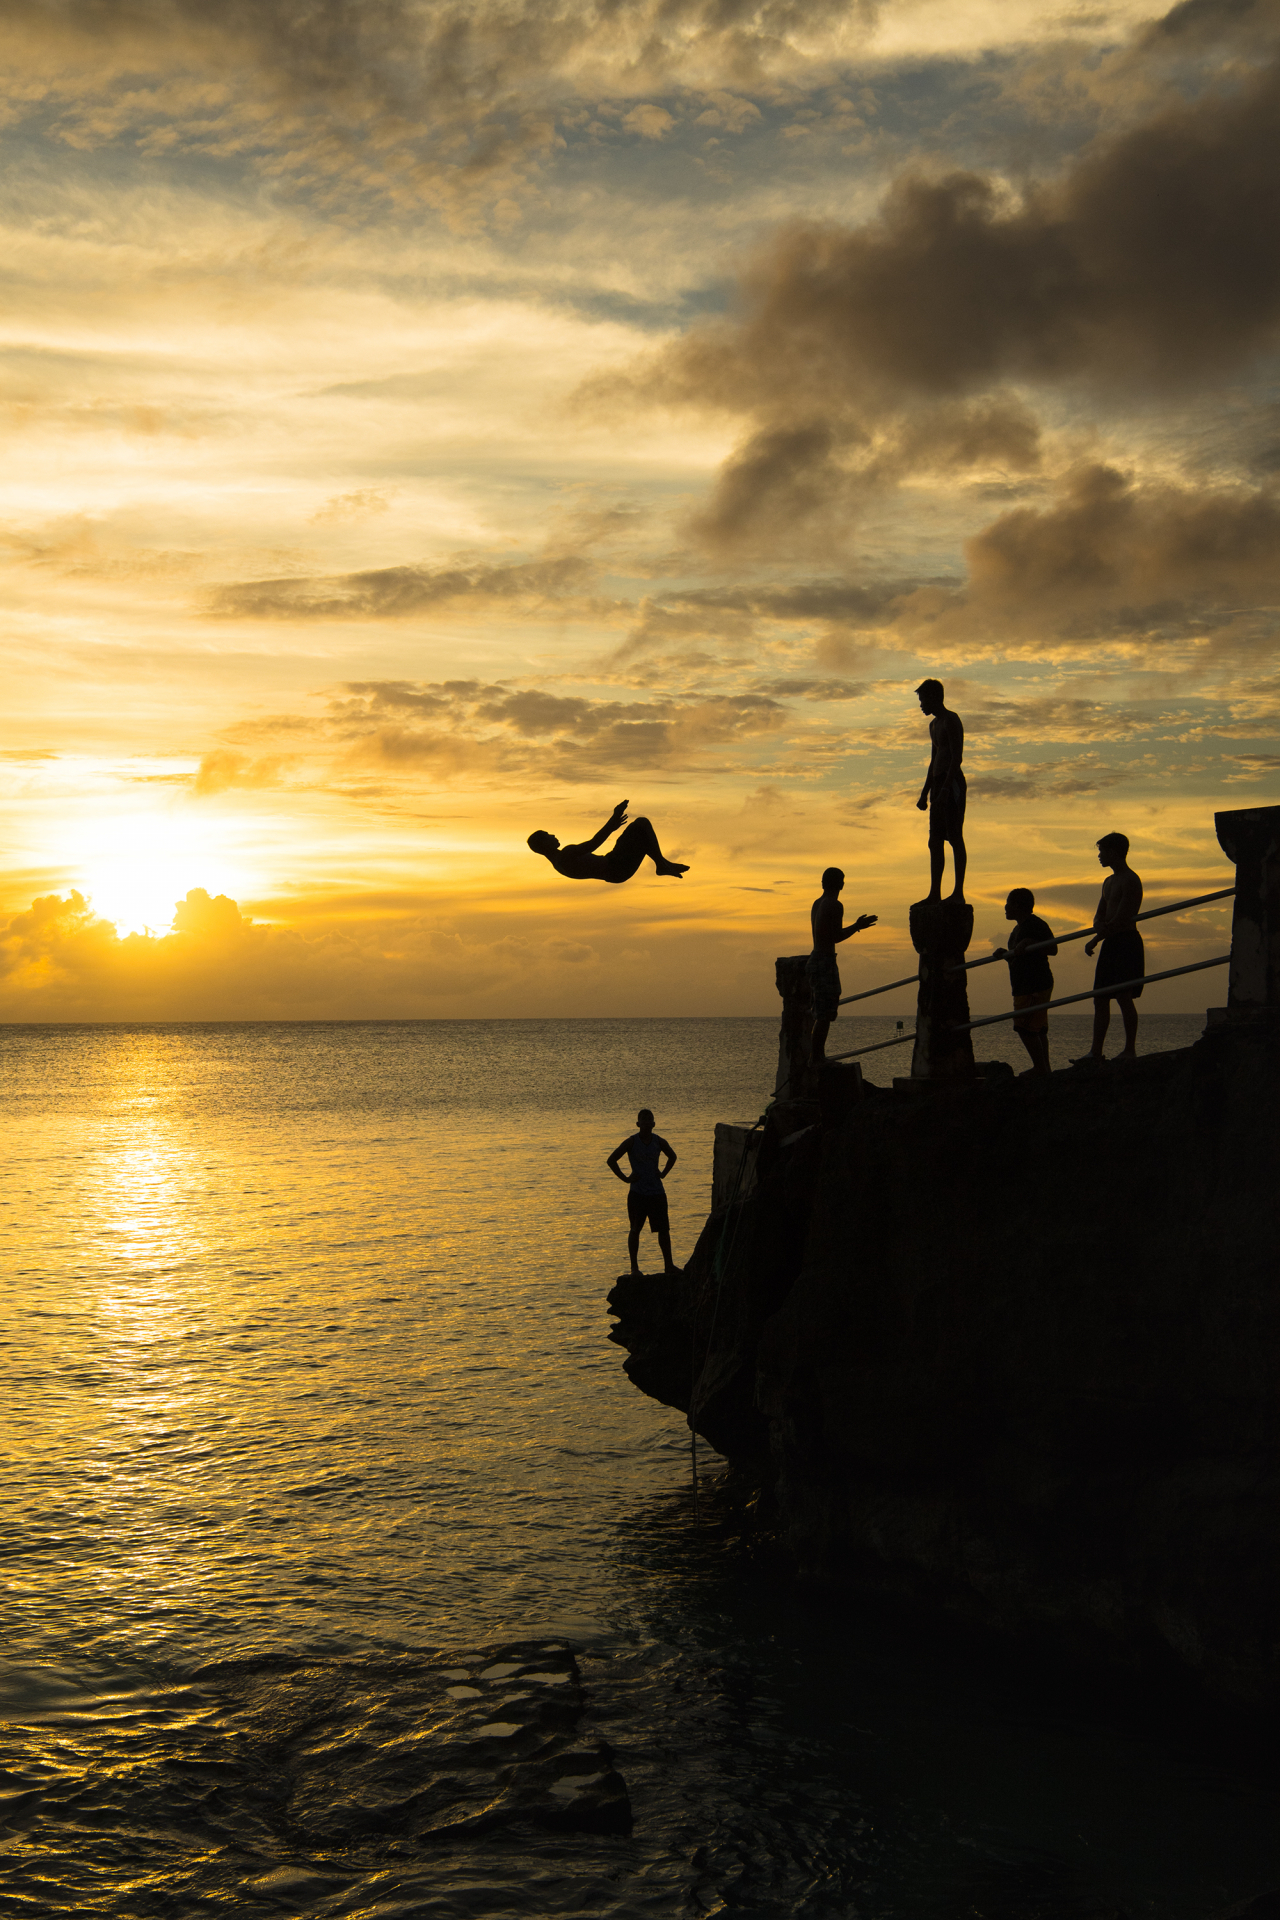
[3,0,1276,1020]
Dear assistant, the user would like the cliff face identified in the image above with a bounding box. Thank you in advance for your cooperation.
[608,1024,1280,1713]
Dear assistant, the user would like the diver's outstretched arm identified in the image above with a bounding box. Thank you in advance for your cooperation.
[581,799,629,853]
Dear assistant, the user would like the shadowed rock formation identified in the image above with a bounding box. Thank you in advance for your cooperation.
[609,1022,1280,1713]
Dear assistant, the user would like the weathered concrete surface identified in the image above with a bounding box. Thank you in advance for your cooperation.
[608,1027,1280,1713]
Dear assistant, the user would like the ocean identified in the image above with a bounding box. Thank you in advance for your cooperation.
[2,1016,1275,1918]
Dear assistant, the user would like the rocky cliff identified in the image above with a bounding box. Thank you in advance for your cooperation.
[608,1021,1280,1713]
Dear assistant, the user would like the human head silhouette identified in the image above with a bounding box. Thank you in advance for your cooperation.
[1005,888,1035,920]
[1097,832,1129,867]
[821,867,844,893]
[527,830,559,856]
[916,678,944,714]
[636,1108,655,1132]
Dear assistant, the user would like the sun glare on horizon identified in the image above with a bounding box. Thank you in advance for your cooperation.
[66,809,258,937]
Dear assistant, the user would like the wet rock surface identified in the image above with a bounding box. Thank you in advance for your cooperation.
[609,1025,1280,1712]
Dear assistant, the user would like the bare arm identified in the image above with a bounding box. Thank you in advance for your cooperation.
[918,731,934,807]
[606,1143,631,1183]
[580,800,628,854]
[835,914,877,943]
[1086,874,1141,953]
[656,1138,677,1178]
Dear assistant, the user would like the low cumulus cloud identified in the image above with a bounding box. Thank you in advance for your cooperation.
[0,884,778,1019]
[594,19,1280,553]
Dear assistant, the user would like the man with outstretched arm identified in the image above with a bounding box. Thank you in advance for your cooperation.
[916,679,967,902]
[608,1109,678,1277]
[528,801,688,882]
[807,868,877,1067]
[1079,832,1144,1063]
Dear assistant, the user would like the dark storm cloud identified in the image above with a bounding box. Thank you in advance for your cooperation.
[965,465,1280,607]
[895,465,1280,655]
[601,26,1280,551]
[210,556,593,619]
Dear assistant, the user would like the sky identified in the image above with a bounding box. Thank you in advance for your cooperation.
[2,0,1277,1021]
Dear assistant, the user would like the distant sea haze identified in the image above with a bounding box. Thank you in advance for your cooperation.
[4,1014,1271,1917]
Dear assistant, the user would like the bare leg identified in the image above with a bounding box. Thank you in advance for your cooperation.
[950,833,967,903]
[604,817,688,882]
[657,1226,676,1274]
[927,839,944,902]
[1016,1026,1039,1070]
[1090,998,1110,1058]
[809,1015,830,1065]
[628,1223,642,1276]
[1118,995,1138,1057]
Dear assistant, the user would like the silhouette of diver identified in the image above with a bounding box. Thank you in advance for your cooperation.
[608,1109,678,1275]
[528,800,688,881]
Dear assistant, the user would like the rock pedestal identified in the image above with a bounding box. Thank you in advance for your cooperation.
[1215,804,1280,1019]
[907,896,975,1081]
[774,954,812,1098]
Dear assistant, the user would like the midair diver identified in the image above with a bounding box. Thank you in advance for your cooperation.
[528,801,689,882]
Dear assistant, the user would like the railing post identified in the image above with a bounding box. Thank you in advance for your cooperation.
[1214,804,1280,1019]
[907,898,976,1081]
[774,955,811,1095]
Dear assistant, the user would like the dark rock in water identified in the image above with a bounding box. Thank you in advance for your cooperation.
[609,1021,1280,1713]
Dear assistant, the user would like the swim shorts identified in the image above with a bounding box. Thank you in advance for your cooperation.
[928,770,967,846]
[806,950,841,1023]
[628,1186,669,1234]
[1094,930,1145,1001]
[1013,989,1052,1033]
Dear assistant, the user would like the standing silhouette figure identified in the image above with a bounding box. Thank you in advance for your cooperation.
[607,1109,678,1275]
[1080,833,1144,1063]
[916,680,967,902]
[528,801,688,882]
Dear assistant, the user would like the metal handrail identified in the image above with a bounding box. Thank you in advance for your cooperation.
[827,1030,917,1063]
[837,971,919,1006]
[946,886,1235,975]
[812,881,1236,1064]
[952,954,1230,1032]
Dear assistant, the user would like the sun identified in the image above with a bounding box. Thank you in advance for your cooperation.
[69,806,256,936]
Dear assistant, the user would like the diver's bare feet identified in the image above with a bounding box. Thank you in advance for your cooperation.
[657,859,688,877]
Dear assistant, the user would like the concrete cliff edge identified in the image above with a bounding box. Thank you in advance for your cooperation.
[608,1025,1280,1712]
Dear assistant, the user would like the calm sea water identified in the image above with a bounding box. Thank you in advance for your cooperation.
[1,1017,1274,1919]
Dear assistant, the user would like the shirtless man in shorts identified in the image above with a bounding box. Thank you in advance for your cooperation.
[1080,833,1144,1062]
[916,679,967,903]
[528,800,688,882]
[807,867,877,1066]
[607,1109,678,1275]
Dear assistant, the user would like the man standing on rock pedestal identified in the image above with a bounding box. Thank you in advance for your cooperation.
[916,679,967,902]
[808,868,877,1066]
